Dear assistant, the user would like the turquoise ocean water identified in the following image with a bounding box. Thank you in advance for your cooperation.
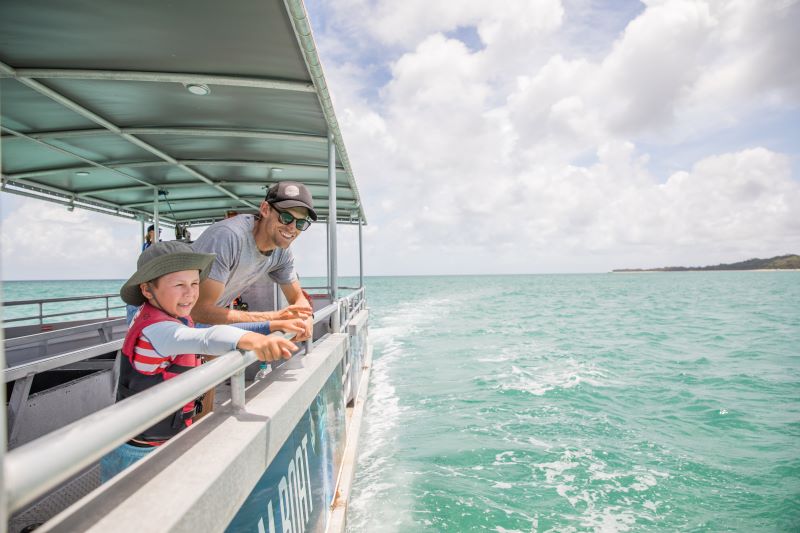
[2,279,127,326]
[2,273,799,531]
[346,273,799,533]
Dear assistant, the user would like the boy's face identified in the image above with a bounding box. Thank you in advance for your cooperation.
[140,269,201,318]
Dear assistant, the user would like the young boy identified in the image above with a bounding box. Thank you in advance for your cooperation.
[101,241,304,480]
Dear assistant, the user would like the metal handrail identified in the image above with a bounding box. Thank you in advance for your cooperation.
[2,290,364,513]
[4,343,268,512]
[3,294,120,306]
[2,293,125,325]
[3,305,127,324]
[4,340,124,383]
[303,285,362,292]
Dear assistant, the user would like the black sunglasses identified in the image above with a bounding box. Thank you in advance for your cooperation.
[275,209,312,231]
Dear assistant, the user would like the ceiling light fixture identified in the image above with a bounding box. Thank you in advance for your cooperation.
[76,171,90,176]
[186,83,211,96]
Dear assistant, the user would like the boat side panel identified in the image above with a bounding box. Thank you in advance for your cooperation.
[9,368,116,449]
[224,366,346,533]
[40,333,348,533]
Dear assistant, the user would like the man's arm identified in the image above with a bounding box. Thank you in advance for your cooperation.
[280,280,314,341]
[191,278,279,325]
[281,280,310,307]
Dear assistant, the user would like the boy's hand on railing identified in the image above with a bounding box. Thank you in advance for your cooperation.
[269,318,306,336]
[237,332,297,362]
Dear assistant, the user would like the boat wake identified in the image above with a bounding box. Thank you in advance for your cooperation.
[347,296,453,532]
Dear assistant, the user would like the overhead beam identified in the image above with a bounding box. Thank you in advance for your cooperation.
[2,180,358,227]
[5,160,347,180]
[1,179,171,222]
[86,181,348,197]
[4,68,316,93]
[86,183,215,196]
[120,196,261,209]
[120,191,355,209]
[1,185,139,221]
[2,127,327,143]
[153,199,359,215]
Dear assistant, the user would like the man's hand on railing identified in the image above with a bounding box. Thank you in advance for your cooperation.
[272,303,313,321]
[271,303,313,342]
[295,316,313,342]
[237,332,297,362]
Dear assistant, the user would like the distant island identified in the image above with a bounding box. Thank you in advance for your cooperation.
[613,254,800,272]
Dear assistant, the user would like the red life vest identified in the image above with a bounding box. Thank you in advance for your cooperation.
[118,302,202,443]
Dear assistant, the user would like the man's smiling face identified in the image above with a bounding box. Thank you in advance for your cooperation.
[267,204,309,249]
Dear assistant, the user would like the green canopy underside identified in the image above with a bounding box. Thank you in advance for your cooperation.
[0,0,364,225]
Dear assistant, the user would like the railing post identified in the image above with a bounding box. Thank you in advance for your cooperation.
[331,301,341,334]
[230,369,246,410]
[105,296,110,319]
[38,302,43,325]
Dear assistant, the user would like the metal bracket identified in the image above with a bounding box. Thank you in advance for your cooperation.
[7,373,35,448]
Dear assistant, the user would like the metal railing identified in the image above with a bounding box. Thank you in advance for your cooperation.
[3,287,366,514]
[2,294,126,325]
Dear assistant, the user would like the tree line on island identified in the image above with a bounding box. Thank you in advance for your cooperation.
[613,254,800,272]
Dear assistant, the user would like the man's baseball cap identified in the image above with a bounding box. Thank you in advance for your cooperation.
[266,181,317,221]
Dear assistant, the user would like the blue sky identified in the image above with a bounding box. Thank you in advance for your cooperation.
[2,0,799,279]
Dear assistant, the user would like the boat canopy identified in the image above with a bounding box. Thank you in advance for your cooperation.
[0,0,364,226]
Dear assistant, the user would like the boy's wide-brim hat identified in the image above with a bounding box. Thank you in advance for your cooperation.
[120,241,215,306]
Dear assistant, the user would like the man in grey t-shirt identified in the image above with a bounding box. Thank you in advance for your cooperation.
[191,181,317,340]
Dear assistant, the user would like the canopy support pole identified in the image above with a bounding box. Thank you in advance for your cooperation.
[327,134,338,303]
[325,223,330,296]
[358,216,364,288]
[153,189,159,245]
[0,91,8,533]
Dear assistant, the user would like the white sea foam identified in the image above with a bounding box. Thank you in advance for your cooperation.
[533,449,666,532]
[477,344,523,363]
[495,451,515,461]
[580,506,637,533]
[494,361,607,396]
[527,437,551,449]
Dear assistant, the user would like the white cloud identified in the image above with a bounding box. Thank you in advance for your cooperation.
[657,148,799,246]
[1,198,141,280]
[310,0,800,273]
[4,1,798,278]
[360,0,563,48]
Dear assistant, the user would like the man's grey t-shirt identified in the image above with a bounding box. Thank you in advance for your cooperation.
[192,215,297,307]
